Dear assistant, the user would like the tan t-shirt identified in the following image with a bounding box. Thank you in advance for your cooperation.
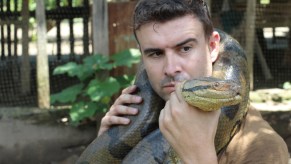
[218,106,289,164]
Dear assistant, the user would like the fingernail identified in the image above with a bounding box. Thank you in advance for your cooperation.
[135,96,142,102]
[124,119,130,124]
[132,108,138,114]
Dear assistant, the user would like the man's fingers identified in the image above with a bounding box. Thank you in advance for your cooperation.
[174,82,184,103]
[121,85,138,94]
[100,115,131,129]
[115,93,142,105]
[108,105,139,116]
[159,101,171,131]
[98,116,130,137]
[97,85,141,137]
[106,115,130,125]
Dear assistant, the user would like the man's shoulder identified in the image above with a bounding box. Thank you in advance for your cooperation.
[245,106,287,146]
[219,106,290,164]
[243,106,285,141]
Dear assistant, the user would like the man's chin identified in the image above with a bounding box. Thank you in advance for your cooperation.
[160,93,171,101]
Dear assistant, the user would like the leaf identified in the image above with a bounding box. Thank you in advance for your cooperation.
[52,62,92,81]
[75,65,95,81]
[69,102,99,126]
[283,82,291,89]
[86,77,121,102]
[51,49,141,124]
[50,83,84,103]
[116,75,135,88]
[101,96,111,105]
[53,62,79,76]
[111,48,141,67]
[69,101,108,126]
[83,54,113,70]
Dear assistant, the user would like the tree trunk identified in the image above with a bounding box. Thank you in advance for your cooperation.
[92,0,109,56]
[20,0,30,94]
[36,0,50,109]
[245,0,256,90]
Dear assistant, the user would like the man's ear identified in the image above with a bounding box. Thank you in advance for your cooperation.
[209,31,220,63]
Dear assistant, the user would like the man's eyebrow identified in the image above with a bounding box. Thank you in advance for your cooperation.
[142,38,197,55]
[143,48,162,55]
[175,38,198,47]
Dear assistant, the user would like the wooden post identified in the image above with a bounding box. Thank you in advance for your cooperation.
[205,0,211,13]
[255,37,273,80]
[92,0,109,56]
[245,0,256,90]
[36,0,50,109]
[92,0,109,132]
[83,0,90,56]
[20,0,30,94]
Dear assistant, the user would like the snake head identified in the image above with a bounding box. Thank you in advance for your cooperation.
[180,77,242,111]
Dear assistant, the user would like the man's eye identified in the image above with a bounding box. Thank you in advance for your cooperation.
[149,51,163,57]
[181,46,192,53]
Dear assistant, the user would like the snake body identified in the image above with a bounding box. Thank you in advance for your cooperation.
[77,29,249,163]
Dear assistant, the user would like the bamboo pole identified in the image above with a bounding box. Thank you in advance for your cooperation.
[20,0,30,94]
[205,0,211,13]
[36,0,50,109]
[245,0,256,90]
[255,37,273,80]
[92,0,109,56]
[92,0,109,132]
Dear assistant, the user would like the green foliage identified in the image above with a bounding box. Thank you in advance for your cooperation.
[283,81,291,90]
[51,84,84,103]
[51,49,141,126]
[28,0,85,10]
[260,0,270,5]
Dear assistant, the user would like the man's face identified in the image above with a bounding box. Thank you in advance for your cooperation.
[136,15,220,101]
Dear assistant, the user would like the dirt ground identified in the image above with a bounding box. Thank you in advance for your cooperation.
[0,98,290,163]
[0,107,99,164]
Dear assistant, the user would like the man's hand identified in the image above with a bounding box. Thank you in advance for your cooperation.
[97,85,142,137]
[159,83,220,164]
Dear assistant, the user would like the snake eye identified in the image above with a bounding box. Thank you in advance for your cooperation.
[213,81,227,91]
[214,82,220,88]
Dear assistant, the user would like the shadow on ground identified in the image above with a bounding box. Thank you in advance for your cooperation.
[0,107,100,164]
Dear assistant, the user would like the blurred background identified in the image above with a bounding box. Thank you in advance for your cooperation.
[0,0,290,163]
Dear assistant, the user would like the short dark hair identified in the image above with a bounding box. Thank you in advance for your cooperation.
[133,0,213,41]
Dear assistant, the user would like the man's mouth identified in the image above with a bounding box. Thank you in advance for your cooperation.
[162,83,176,93]
[162,81,176,87]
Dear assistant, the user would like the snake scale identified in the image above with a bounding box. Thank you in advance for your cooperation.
[77,29,250,163]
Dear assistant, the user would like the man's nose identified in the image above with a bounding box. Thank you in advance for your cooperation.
[163,53,182,77]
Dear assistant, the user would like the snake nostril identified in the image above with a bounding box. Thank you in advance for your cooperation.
[233,85,241,93]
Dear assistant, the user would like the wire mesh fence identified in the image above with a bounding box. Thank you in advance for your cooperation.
[0,0,90,107]
[214,0,291,89]
[0,0,290,107]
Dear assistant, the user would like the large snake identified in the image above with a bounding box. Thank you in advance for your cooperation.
[77,29,250,163]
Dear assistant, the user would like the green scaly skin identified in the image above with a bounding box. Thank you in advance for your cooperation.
[181,77,242,111]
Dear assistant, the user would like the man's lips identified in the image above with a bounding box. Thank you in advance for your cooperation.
[162,81,176,87]
[163,84,175,87]
[162,83,176,93]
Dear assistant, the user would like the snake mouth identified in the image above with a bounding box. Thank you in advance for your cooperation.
[183,94,242,111]
[187,93,242,103]
[191,90,241,100]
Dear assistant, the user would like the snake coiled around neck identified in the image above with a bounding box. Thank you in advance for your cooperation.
[77,29,250,164]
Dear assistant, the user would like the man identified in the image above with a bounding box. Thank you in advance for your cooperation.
[98,0,289,163]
